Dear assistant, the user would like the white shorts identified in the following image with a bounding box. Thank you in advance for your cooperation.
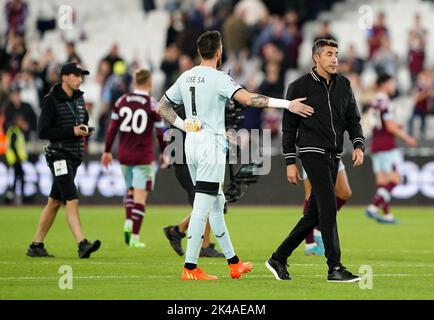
[302,159,345,180]
[371,149,402,173]
[185,130,226,195]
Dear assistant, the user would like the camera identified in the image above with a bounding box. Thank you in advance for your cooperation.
[224,98,259,204]
[225,163,260,203]
[225,98,245,130]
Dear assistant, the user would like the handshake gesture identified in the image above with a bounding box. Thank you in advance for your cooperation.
[288,98,314,118]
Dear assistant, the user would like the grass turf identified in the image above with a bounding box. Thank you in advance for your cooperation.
[0,206,433,300]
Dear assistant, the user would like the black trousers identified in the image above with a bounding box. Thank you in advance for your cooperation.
[274,153,341,270]
[13,162,25,197]
[174,163,195,207]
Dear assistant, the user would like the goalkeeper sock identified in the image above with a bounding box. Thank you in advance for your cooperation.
[209,194,235,259]
[227,255,239,265]
[185,193,215,264]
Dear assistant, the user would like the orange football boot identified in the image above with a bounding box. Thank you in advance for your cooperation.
[181,268,218,280]
[229,260,253,279]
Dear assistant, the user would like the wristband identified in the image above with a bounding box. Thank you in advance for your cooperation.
[268,97,290,109]
[173,116,186,132]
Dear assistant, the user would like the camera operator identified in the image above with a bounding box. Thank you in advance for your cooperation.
[26,63,101,259]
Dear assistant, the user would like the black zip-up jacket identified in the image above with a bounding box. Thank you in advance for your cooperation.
[283,68,365,165]
[38,83,88,162]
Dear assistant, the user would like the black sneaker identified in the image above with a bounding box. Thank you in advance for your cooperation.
[163,225,185,256]
[78,239,101,259]
[27,242,54,257]
[327,264,361,283]
[200,243,225,258]
[265,256,292,280]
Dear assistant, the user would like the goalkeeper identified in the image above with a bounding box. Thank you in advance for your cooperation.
[163,104,224,258]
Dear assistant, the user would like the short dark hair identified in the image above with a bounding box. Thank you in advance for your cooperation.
[197,30,222,60]
[376,73,393,87]
[312,38,339,57]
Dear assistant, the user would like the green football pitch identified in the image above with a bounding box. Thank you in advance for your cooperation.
[0,206,433,300]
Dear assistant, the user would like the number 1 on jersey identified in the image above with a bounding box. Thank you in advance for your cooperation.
[189,86,197,116]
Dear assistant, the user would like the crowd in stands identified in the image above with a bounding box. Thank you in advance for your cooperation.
[1,0,433,160]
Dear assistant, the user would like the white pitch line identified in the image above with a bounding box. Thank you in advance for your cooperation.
[1,274,434,281]
[2,261,434,268]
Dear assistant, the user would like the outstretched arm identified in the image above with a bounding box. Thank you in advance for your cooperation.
[156,95,186,132]
[232,89,314,118]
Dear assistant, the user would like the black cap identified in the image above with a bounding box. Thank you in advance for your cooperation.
[60,62,90,76]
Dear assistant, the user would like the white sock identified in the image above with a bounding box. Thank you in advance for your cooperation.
[185,193,216,264]
[368,204,379,213]
[209,194,235,259]
[313,229,322,237]
[125,219,133,228]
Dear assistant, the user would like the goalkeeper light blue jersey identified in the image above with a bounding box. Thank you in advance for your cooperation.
[164,66,242,135]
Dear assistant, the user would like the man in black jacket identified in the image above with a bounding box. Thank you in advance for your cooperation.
[266,39,365,282]
[27,63,101,259]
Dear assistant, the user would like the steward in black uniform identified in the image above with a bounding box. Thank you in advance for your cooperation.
[27,63,101,259]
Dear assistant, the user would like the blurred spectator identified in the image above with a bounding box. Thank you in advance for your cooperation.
[221,51,256,87]
[222,6,251,58]
[97,60,112,86]
[261,42,284,69]
[178,54,194,73]
[284,10,303,69]
[65,42,83,64]
[161,44,181,91]
[176,12,204,59]
[260,61,283,138]
[14,70,42,114]
[409,13,428,47]
[408,32,425,87]
[3,31,27,78]
[36,0,56,39]
[408,69,434,139]
[100,44,125,75]
[258,62,284,98]
[313,20,336,43]
[0,71,12,111]
[340,44,364,75]
[347,72,374,113]
[4,0,28,34]
[166,13,181,47]
[235,0,268,27]
[4,114,28,205]
[4,84,36,138]
[97,60,130,141]
[252,15,292,56]
[372,37,398,77]
[43,63,60,98]
[0,35,8,70]
[142,0,156,14]
[367,12,389,59]
[207,0,232,32]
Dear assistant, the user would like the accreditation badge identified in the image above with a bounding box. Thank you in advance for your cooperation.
[53,160,68,176]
